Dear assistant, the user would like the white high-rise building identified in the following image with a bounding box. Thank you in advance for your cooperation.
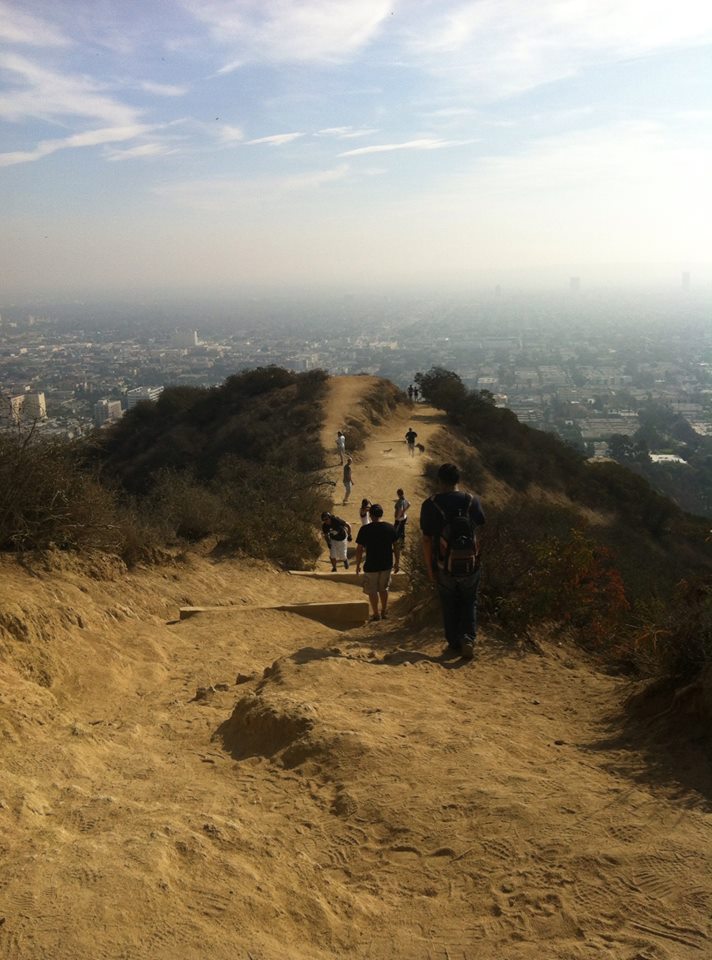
[126,386,163,409]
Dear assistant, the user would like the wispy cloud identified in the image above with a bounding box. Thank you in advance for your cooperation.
[0,123,151,167]
[316,126,379,139]
[218,124,245,143]
[184,0,391,69]
[0,52,141,125]
[339,138,475,158]
[247,132,304,146]
[105,142,178,161]
[398,1,712,101]
[0,1,69,47]
[140,80,188,97]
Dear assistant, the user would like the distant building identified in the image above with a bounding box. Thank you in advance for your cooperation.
[22,392,47,420]
[1,394,24,423]
[126,386,163,409]
[1,392,46,422]
[94,399,124,428]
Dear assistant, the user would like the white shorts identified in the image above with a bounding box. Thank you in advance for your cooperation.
[329,538,348,561]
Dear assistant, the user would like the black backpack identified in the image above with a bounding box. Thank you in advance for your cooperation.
[431,494,479,577]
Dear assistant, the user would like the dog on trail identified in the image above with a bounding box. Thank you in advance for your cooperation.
[416,442,425,454]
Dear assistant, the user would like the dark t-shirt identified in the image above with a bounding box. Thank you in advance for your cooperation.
[405,430,417,444]
[356,521,396,572]
[419,491,485,570]
[323,516,348,540]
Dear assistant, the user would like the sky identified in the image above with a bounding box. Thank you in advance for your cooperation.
[1,0,712,300]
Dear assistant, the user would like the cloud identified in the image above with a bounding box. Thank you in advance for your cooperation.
[105,142,178,161]
[316,126,379,139]
[247,132,304,146]
[0,123,151,167]
[339,138,475,157]
[0,1,69,46]
[183,0,391,68]
[218,124,245,143]
[140,81,188,97]
[398,1,712,101]
[0,52,141,125]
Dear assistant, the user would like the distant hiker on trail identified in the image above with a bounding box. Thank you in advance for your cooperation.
[336,430,346,465]
[343,456,353,504]
[405,427,418,457]
[407,384,414,401]
[359,498,372,525]
[413,386,419,402]
[393,487,410,573]
[321,511,352,572]
[355,503,397,621]
[419,463,485,660]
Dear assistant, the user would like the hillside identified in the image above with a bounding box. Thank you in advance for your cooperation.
[1,376,711,960]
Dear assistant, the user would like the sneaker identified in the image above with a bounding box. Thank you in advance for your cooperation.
[369,613,381,622]
[460,638,475,660]
[380,611,387,620]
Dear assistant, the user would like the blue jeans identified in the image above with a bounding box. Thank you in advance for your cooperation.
[436,568,481,648]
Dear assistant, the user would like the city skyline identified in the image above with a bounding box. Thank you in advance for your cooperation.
[1,0,712,299]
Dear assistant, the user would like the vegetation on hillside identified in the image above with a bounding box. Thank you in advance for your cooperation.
[415,367,712,696]
[0,367,333,569]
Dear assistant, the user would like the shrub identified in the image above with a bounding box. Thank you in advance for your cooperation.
[0,429,122,553]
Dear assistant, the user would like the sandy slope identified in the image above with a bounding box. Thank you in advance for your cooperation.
[0,377,710,960]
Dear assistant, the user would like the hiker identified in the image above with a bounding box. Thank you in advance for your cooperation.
[336,430,346,465]
[321,511,352,571]
[343,456,353,504]
[407,384,414,401]
[419,463,485,659]
[355,503,396,621]
[413,386,419,402]
[359,498,372,525]
[405,427,418,457]
[393,487,410,573]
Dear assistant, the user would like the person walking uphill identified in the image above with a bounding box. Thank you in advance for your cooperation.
[342,456,353,504]
[321,511,352,571]
[336,431,346,465]
[419,463,485,659]
[355,503,396,621]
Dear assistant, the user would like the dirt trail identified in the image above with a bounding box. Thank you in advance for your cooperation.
[0,377,710,960]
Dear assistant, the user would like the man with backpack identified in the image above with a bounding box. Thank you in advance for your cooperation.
[419,463,485,659]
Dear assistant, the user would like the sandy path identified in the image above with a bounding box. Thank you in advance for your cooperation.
[1,378,710,960]
[320,375,446,568]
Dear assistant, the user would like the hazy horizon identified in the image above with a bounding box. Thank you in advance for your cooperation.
[2,1,711,301]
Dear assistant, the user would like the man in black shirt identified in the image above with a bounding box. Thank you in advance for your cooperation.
[355,503,396,621]
[405,427,418,457]
[419,462,485,659]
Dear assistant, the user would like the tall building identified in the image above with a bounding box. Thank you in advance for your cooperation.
[22,392,47,420]
[1,394,25,423]
[126,386,163,409]
[94,399,124,427]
